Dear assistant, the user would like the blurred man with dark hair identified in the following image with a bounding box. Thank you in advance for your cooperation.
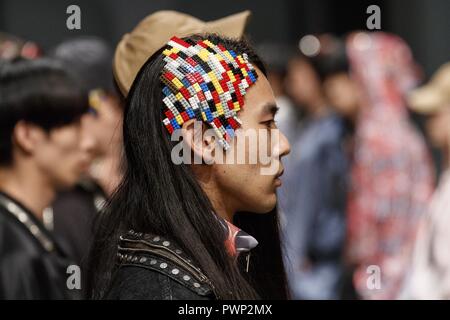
[257,42,296,141]
[280,35,349,300]
[49,38,124,297]
[0,58,94,299]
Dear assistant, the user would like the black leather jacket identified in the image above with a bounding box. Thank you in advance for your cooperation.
[0,191,77,299]
[105,230,216,300]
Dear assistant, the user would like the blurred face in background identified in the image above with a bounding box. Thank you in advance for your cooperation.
[285,57,322,109]
[324,72,360,119]
[266,71,285,99]
[86,90,123,157]
[26,114,95,189]
[425,105,450,149]
[82,90,124,195]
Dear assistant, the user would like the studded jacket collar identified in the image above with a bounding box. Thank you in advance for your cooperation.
[117,230,215,297]
[115,220,258,299]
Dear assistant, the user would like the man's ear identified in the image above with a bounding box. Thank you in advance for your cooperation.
[181,119,215,164]
[12,121,45,156]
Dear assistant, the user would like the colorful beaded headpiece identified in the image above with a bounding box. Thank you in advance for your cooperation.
[160,36,258,150]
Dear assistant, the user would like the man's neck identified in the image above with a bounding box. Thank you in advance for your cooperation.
[0,165,55,221]
[205,189,235,222]
[196,177,235,222]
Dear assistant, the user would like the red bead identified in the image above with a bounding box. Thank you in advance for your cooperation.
[180,87,190,100]
[220,79,228,92]
[163,72,175,81]
[165,110,174,119]
[186,57,197,67]
[197,41,207,48]
[181,111,189,121]
[197,91,206,101]
[170,36,190,48]
[212,91,220,104]
[166,124,174,134]
[217,44,227,52]
[220,60,230,72]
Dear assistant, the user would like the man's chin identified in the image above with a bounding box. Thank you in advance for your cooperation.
[253,198,277,214]
[54,176,80,191]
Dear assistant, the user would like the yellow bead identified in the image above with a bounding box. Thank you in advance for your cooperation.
[172,78,183,89]
[176,93,184,101]
[227,71,236,82]
[217,103,224,115]
[224,51,233,61]
[208,71,217,83]
[193,83,201,92]
[199,49,210,62]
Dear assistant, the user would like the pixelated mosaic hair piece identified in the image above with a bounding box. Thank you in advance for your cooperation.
[160,36,258,150]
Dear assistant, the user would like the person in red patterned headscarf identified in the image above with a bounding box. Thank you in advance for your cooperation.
[342,32,435,299]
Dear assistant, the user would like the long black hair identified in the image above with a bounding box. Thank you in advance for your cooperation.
[88,34,289,300]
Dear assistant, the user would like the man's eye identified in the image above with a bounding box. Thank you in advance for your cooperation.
[262,119,276,128]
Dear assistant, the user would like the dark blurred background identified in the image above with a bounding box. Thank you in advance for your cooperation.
[0,0,448,77]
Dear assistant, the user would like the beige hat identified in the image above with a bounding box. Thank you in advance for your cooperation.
[113,10,251,96]
[408,62,450,114]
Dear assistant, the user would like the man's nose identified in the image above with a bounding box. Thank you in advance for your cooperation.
[79,114,97,155]
[270,129,291,163]
[276,130,291,159]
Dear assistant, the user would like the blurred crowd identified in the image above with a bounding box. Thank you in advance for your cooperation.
[269,32,450,300]
[1,15,450,300]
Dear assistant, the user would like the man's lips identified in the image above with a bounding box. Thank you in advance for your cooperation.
[274,168,284,187]
[275,168,284,179]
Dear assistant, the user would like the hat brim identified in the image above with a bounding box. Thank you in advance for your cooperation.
[407,84,447,115]
[113,10,251,97]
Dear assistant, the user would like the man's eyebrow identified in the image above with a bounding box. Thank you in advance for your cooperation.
[261,103,279,117]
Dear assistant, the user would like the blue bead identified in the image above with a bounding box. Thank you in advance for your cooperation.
[170,119,180,129]
[200,83,209,93]
[181,78,191,88]
[162,86,171,96]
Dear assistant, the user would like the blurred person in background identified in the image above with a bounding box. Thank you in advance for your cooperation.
[50,37,124,297]
[0,58,94,299]
[333,32,435,299]
[279,34,348,300]
[401,62,450,299]
[0,32,41,61]
[257,42,296,142]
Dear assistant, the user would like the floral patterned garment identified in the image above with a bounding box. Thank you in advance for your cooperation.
[345,32,435,299]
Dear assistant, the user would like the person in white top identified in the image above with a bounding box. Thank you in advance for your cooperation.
[402,62,450,299]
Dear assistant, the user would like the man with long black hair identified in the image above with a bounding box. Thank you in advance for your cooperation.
[88,29,291,299]
[0,58,95,299]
